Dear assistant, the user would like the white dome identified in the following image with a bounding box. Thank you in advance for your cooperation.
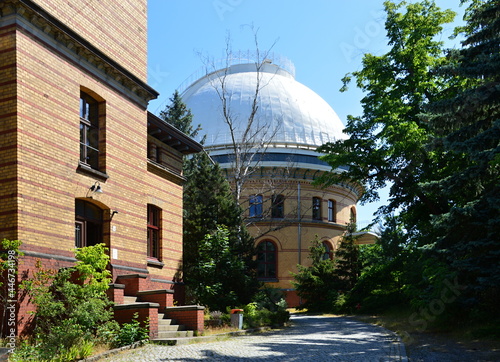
[181,61,347,149]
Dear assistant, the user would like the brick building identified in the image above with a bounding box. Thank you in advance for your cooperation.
[0,0,202,338]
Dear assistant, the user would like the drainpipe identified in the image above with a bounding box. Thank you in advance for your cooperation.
[298,182,302,265]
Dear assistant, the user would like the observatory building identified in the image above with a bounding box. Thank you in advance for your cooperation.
[181,56,374,306]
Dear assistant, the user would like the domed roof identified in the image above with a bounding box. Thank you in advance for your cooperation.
[181,61,347,149]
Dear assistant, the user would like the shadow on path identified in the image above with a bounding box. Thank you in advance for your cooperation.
[158,315,403,361]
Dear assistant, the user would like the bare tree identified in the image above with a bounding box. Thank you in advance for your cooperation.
[199,29,282,203]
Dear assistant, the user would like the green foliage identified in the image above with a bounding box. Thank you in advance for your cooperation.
[17,244,114,361]
[183,152,259,309]
[317,0,456,233]
[113,313,149,348]
[0,238,23,286]
[159,90,203,140]
[423,0,500,316]
[241,301,290,329]
[335,222,361,291]
[291,236,341,312]
[189,226,258,310]
[315,0,499,325]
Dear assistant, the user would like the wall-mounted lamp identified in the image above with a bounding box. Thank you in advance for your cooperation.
[86,181,103,197]
[110,210,119,220]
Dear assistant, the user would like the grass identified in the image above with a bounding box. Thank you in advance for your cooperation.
[350,305,500,351]
[198,325,241,337]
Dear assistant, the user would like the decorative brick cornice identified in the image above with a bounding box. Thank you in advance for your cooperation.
[0,0,159,104]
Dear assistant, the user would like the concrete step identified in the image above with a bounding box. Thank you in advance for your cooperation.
[122,295,138,304]
[158,324,186,332]
[158,323,186,332]
[158,313,179,325]
[155,330,194,339]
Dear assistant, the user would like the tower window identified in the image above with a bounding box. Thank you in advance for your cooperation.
[312,197,322,220]
[249,194,263,218]
[256,240,277,279]
[350,206,357,224]
[322,241,333,260]
[328,199,336,222]
[271,194,285,219]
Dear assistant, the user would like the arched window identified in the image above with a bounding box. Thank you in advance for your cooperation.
[256,240,277,279]
[75,199,103,248]
[328,199,336,222]
[271,194,285,219]
[80,92,100,169]
[249,194,263,218]
[350,206,357,223]
[147,205,162,259]
[322,241,333,260]
[312,197,322,220]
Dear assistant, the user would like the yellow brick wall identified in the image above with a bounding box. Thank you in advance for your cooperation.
[11,20,182,284]
[240,174,359,292]
[0,24,18,241]
[31,0,148,82]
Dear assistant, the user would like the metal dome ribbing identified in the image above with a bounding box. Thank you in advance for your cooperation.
[181,60,347,150]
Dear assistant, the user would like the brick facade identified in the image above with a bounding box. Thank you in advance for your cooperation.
[0,0,202,337]
[240,170,368,307]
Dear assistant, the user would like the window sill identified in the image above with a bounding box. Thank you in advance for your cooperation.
[147,258,164,268]
[257,278,279,283]
[77,162,109,180]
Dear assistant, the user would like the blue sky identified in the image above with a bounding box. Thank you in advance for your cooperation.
[146,0,465,226]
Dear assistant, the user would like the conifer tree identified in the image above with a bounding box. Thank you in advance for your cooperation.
[334,221,361,291]
[159,90,202,140]
[183,152,258,308]
[425,0,500,313]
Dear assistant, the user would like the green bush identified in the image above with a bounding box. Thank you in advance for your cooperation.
[14,244,115,361]
[113,314,149,348]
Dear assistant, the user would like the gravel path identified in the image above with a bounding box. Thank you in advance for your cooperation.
[101,314,406,361]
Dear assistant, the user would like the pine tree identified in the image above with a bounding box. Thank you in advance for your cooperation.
[425,0,500,315]
[334,221,361,291]
[159,90,202,139]
[183,152,258,308]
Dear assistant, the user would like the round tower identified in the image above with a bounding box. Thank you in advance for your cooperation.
[181,57,364,306]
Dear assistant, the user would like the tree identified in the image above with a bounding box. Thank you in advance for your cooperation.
[159,90,203,139]
[334,221,361,291]
[183,152,259,307]
[200,30,281,203]
[317,0,456,237]
[424,0,500,315]
[291,236,340,312]
[189,226,256,311]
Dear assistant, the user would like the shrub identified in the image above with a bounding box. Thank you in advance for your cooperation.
[113,314,149,348]
[16,244,115,360]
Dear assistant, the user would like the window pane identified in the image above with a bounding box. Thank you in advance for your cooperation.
[86,221,101,247]
[75,222,83,248]
[272,195,284,218]
[257,264,266,278]
[86,147,99,169]
[268,265,276,277]
[267,241,276,251]
[249,195,263,218]
[152,229,159,258]
[313,197,321,220]
[87,125,99,148]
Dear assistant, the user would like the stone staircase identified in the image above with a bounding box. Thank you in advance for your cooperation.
[118,295,194,340]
